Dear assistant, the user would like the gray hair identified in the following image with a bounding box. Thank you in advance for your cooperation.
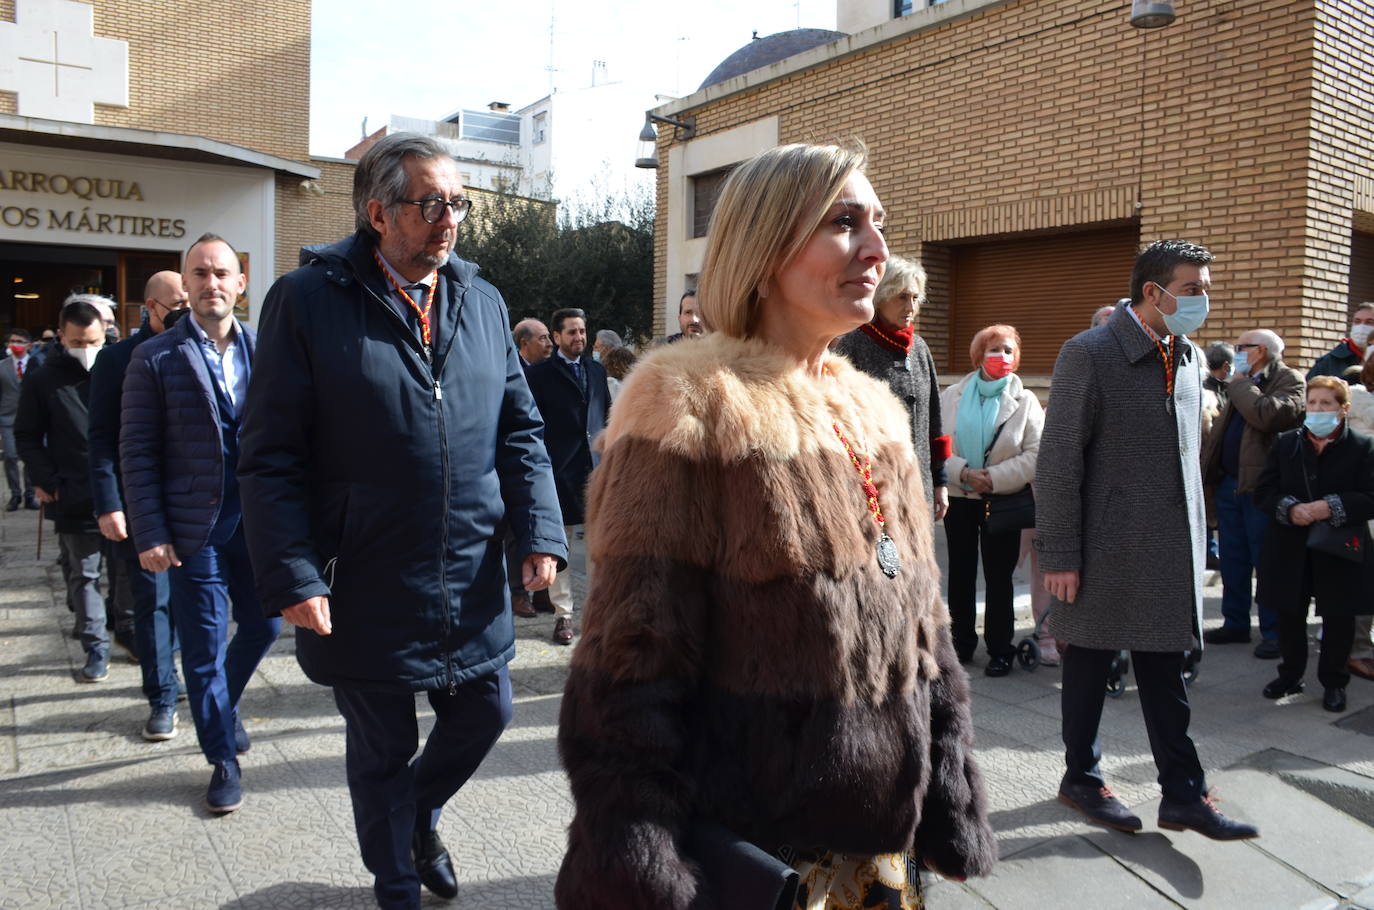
[64,293,116,323]
[512,318,544,346]
[873,255,927,311]
[1249,329,1284,359]
[353,132,453,239]
[1205,341,1234,371]
[595,329,623,349]
[1091,304,1117,327]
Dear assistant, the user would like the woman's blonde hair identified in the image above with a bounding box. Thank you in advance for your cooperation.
[1308,375,1350,408]
[696,142,868,339]
[873,254,927,316]
[969,324,1022,371]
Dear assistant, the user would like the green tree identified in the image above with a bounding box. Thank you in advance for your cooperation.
[452,180,655,343]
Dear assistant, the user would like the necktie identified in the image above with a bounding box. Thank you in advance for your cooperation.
[404,286,427,338]
[570,358,583,387]
[15,360,21,379]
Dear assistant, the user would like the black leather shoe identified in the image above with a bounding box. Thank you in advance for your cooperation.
[1323,687,1347,713]
[412,829,459,899]
[1158,793,1258,840]
[1262,677,1304,699]
[23,496,38,510]
[1057,777,1142,832]
[4,497,17,512]
[985,655,1013,677]
[1203,625,1251,645]
[1253,639,1281,660]
[956,649,974,665]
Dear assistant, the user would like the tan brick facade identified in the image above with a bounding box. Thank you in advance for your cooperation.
[654,0,1374,372]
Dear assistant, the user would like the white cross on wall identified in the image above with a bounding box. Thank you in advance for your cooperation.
[0,0,128,124]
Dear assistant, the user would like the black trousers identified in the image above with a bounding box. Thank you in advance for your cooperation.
[333,666,512,910]
[943,496,1021,658]
[1061,645,1205,804]
[1278,610,1356,689]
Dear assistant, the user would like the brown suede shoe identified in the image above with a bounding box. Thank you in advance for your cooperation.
[1348,658,1374,681]
[511,593,536,617]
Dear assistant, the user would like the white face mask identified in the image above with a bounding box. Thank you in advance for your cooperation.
[1352,323,1374,346]
[68,346,101,371]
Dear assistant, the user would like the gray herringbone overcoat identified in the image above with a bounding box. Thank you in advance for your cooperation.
[1035,305,1205,651]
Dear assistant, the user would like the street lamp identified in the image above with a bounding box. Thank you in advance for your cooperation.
[1130,0,1176,28]
[635,113,697,169]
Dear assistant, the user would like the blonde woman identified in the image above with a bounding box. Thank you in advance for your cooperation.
[555,143,995,909]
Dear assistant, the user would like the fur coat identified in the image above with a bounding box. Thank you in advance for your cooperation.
[555,334,996,909]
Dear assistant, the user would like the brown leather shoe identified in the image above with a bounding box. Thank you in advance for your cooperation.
[553,616,574,645]
[1348,658,1374,681]
[511,593,536,617]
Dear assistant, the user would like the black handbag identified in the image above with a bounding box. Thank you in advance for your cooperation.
[981,486,1035,536]
[684,821,799,910]
[1306,521,1364,563]
[1298,435,1364,563]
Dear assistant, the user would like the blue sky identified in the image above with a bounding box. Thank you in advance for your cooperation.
[309,0,838,158]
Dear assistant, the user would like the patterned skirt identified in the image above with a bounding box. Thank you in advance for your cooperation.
[788,851,925,910]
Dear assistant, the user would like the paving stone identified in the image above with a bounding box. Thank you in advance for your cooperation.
[1212,767,1374,897]
[966,834,1178,908]
[1082,798,1337,910]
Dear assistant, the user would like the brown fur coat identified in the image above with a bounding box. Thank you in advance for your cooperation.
[555,334,996,909]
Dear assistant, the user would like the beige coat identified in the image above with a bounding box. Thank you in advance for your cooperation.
[940,370,1044,500]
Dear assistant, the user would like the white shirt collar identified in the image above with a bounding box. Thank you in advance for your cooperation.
[375,251,434,289]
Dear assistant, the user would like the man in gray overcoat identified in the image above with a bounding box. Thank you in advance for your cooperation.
[1035,240,1259,841]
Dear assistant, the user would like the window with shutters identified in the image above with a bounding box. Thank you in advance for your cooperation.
[946,225,1140,376]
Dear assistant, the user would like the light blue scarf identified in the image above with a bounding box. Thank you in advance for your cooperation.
[955,371,1010,476]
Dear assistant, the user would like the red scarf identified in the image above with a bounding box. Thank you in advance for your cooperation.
[1345,338,1364,359]
[860,320,914,356]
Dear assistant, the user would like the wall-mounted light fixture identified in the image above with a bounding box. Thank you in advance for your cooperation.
[635,113,697,169]
[1130,0,1176,28]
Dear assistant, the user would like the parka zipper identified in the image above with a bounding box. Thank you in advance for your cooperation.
[357,274,454,692]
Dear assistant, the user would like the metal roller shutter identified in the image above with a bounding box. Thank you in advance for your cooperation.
[948,226,1141,376]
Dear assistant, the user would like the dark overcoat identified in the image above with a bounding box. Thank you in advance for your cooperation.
[524,353,609,527]
[120,315,255,558]
[237,232,568,693]
[88,322,155,558]
[1254,425,1374,617]
[832,327,946,508]
[14,350,97,534]
[1035,305,1206,651]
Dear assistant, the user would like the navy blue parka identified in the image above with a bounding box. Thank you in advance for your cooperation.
[237,232,567,693]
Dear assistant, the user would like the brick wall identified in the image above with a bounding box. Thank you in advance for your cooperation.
[657,0,1373,371]
[0,0,311,162]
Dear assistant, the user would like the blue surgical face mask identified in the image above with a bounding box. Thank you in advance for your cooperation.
[1233,351,1249,376]
[1154,283,1209,337]
[1304,410,1341,437]
[592,350,601,363]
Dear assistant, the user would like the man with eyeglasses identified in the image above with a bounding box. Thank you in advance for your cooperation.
[1201,329,1305,658]
[238,133,566,909]
[88,271,189,741]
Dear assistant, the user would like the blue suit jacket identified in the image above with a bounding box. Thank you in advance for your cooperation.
[120,314,255,558]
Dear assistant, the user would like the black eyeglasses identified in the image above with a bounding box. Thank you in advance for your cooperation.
[399,195,472,225]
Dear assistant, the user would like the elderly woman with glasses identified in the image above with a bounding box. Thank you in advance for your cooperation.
[833,255,950,522]
[555,143,995,910]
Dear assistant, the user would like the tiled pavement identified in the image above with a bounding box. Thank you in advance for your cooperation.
[3,509,1373,909]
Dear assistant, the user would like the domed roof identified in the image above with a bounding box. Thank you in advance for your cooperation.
[699,28,847,90]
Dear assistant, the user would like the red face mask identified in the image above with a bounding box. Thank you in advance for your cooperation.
[8,344,25,358]
[983,354,1014,380]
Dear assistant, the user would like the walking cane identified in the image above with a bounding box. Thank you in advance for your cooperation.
[36,501,43,560]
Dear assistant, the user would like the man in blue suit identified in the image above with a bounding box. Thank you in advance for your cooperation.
[524,307,610,645]
[120,235,280,814]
